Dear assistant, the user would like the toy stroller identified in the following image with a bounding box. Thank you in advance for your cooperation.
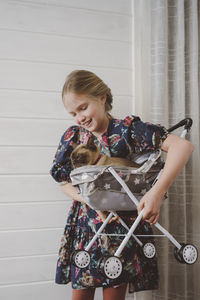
[69,118,198,280]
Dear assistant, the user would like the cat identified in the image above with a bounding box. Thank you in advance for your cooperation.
[70,136,140,169]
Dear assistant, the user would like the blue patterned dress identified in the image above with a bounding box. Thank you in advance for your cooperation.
[50,115,168,293]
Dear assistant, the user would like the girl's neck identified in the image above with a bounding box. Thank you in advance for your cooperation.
[92,114,111,139]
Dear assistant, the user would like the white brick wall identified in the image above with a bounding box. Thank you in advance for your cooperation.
[0,1,133,299]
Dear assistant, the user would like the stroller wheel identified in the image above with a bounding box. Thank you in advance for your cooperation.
[98,256,123,279]
[71,250,91,268]
[175,244,198,265]
[143,242,156,259]
[174,245,185,263]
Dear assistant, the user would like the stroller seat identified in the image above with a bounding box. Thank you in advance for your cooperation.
[70,150,165,211]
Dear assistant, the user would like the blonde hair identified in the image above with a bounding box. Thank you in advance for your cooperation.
[62,70,113,116]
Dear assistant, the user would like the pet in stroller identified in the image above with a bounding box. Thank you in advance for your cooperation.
[69,118,198,280]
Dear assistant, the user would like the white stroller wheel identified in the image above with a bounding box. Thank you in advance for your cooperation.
[143,243,156,259]
[103,256,123,279]
[71,250,91,268]
[181,244,198,264]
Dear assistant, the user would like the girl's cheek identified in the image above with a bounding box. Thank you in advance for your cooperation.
[74,116,79,124]
[86,109,92,117]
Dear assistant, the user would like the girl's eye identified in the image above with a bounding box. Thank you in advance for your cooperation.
[81,105,87,110]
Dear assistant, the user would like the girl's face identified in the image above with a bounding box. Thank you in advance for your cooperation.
[63,92,109,137]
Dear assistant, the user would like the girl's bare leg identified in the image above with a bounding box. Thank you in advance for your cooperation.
[72,288,95,300]
[103,283,127,300]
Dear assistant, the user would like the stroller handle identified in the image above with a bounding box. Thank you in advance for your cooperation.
[167,118,193,133]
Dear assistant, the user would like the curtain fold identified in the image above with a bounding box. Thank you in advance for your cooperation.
[132,0,200,299]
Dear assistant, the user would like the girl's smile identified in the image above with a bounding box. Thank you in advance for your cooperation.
[63,92,110,138]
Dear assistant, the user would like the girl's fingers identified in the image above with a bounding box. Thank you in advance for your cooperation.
[97,210,108,221]
[145,216,155,224]
[142,209,153,220]
[108,215,119,224]
[145,213,159,224]
[152,214,159,224]
[137,201,144,214]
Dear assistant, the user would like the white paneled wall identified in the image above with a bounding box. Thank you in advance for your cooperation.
[0,1,133,299]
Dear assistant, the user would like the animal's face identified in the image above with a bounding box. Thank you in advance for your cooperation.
[70,137,100,168]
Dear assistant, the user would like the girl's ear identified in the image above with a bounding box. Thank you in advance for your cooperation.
[100,94,107,105]
[86,137,97,152]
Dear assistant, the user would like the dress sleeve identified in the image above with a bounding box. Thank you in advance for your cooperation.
[49,126,80,183]
[125,115,169,153]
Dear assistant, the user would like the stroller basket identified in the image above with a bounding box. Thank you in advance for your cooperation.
[70,150,164,211]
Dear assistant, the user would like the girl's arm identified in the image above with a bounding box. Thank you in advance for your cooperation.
[61,182,115,222]
[60,182,84,203]
[137,134,194,224]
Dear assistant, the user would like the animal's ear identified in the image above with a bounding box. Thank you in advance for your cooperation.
[70,151,75,161]
[70,150,76,166]
[86,136,97,152]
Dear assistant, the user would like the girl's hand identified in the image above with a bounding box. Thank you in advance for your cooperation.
[96,210,108,222]
[137,187,164,224]
[96,210,119,223]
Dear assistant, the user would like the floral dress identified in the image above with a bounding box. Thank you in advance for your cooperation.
[50,115,168,293]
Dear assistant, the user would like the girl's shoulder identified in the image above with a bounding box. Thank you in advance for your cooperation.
[123,115,141,127]
[62,125,93,144]
[111,115,141,129]
[117,115,165,132]
[62,125,80,143]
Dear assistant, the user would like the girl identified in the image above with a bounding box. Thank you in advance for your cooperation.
[50,70,194,300]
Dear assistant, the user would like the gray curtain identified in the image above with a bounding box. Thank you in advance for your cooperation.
[132,0,200,299]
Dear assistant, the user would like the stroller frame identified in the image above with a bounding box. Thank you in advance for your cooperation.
[70,118,198,280]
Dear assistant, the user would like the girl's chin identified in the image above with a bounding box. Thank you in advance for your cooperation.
[83,120,94,131]
[82,120,103,136]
